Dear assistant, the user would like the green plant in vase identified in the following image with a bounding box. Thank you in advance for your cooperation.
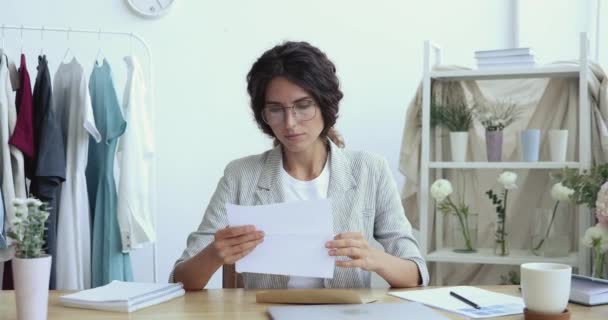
[532,182,575,255]
[486,171,518,256]
[472,100,522,162]
[431,179,476,252]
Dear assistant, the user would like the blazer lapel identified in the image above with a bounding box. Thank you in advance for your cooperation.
[325,141,358,288]
[254,145,285,205]
[326,141,357,201]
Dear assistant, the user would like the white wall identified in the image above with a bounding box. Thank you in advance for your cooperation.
[519,0,595,63]
[0,0,511,288]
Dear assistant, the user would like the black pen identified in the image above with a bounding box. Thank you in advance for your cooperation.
[450,291,481,309]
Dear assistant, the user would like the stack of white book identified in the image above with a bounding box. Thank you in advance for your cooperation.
[60,281,185,312]
[569,274,608,306]
[475,48,536,69]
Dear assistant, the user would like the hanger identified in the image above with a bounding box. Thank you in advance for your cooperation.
[95,28,105,66]
[62,27,73,63]
[40,26,44,56]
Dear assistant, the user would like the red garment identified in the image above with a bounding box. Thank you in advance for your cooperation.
[10,54,35,159]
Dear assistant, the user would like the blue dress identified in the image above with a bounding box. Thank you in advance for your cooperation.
[86,59,132,287]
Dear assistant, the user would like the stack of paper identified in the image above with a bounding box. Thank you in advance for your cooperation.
[474,48,536,70]
[390,286,524,319]
[60,281,185,312]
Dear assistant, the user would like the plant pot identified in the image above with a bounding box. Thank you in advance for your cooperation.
[549,129,568,162]
[485,130,503,162]
[531,205,571,257]
[521,129,540,162]
[449,132,468,162]
[450,212,477,253]
[12,255,52,320]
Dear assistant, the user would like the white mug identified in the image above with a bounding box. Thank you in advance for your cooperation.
[520,263,571,314]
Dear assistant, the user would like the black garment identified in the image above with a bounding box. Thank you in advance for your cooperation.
[29,55,66,289]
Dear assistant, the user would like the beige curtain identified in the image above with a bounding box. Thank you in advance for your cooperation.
[399,62,608,285]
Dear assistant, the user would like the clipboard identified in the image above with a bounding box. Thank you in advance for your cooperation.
[256,289,380,304]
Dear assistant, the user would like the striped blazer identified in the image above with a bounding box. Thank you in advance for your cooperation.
[170,141,429,288]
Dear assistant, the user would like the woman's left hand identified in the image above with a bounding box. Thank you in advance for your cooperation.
[325,232,380,272]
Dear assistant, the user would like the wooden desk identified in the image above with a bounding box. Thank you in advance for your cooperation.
[1,286,607,319]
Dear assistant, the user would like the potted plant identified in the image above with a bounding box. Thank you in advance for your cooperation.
[7,197,51,320]
[486,171,518,256]
[472,100,522,162]
[439,103,473,162]
[531,182,575,256]
[431,178,477,252]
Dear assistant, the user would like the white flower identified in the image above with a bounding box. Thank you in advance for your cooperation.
[581,224,608,252]
[551,182,574,201]
[12,198,26,207]
[498,171,518,190]
[430,179,453,202]
[25,198,43,207]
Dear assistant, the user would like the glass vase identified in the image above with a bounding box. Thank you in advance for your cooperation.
[494,237,510,256]
[494,211,509,256]
[592,247,606,279]
[531,205,572,257]
[450,213,478,253]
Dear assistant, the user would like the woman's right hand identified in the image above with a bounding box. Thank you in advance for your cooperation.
[209,225,264,265]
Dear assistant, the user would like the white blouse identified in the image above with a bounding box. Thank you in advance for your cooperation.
[117,55,155,253]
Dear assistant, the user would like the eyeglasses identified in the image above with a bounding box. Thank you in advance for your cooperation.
[262,99,317,126]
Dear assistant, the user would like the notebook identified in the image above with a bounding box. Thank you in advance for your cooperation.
[569,274,608,306]
[268,302,449,320]
[389,286,524,319]
[60,281,185,312]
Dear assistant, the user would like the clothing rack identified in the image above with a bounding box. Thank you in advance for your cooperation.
[0,24,158,283]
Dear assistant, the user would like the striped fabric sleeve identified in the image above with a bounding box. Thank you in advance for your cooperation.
[372,156,430,286]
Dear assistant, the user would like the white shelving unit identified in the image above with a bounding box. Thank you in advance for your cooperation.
[419,33,593,285]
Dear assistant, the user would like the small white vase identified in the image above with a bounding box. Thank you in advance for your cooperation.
[450,131,468,162]
[12,255,52,320]
[549,129,568,162]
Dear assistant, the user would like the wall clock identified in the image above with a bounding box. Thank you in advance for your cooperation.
[126,0,175,19]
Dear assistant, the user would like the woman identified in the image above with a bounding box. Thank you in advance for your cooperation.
[171,41,428,290]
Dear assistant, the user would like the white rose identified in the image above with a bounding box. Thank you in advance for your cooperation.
[551,182,574,201]
[430,179,453,201]
[581,224,608,249]
[12,198,26,207]
[498,171,518,190]
[25,198,43,207]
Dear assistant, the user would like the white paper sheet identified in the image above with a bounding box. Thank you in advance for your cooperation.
[226,200,335,278]
[389,286,525,319]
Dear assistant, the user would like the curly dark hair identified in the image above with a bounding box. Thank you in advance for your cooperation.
[246,41,344,147]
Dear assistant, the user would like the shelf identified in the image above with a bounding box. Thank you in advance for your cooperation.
[428,161,580,169]
[426,248,578,266]
[429,66,580,81]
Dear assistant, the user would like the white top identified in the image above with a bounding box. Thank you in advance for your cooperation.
[0,51,26,254]
[54,58,101,290]
[281,156,329,289]
[116,55,156,253]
